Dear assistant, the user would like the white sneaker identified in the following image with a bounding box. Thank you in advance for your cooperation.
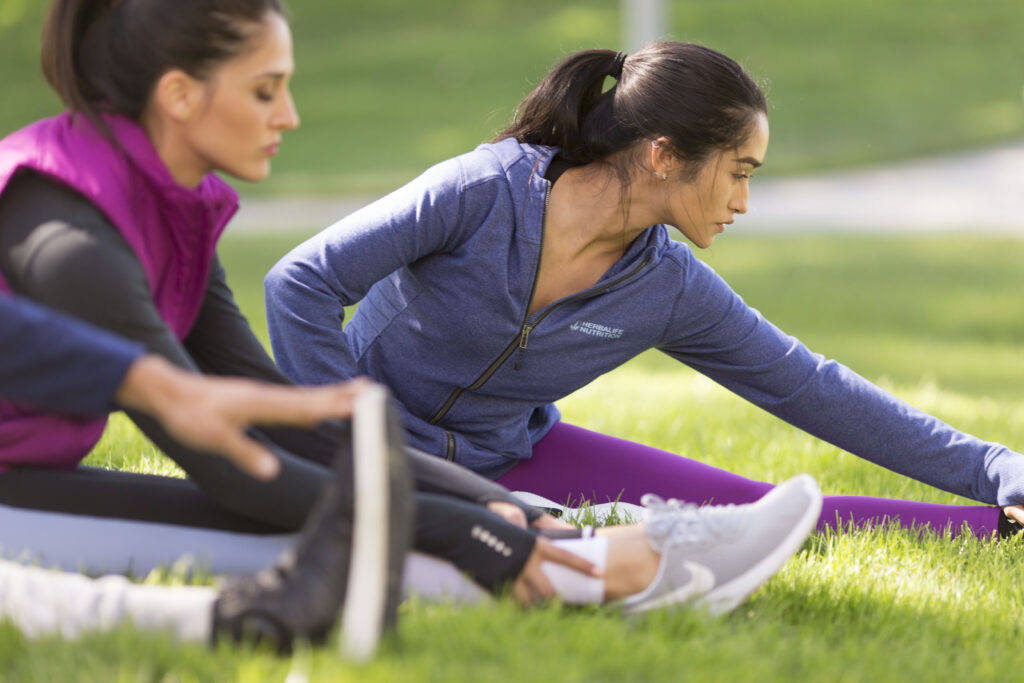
[620,474,822,615]
[615,551,716,614]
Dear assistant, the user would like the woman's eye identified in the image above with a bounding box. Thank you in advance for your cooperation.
[256,90,274,102]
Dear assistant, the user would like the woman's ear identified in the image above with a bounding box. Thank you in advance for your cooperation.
[649,136,675,179]
[151,69,204,124]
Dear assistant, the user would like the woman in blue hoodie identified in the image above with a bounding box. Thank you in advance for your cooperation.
[266,41,1024,538]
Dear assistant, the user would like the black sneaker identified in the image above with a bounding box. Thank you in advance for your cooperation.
[213,384,412,660]
[339,384,414,659]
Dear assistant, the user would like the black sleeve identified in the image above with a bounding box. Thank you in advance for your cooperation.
[407,447,545,523]
[184,255,291,382]
[414,493,536,592]
[180,254,349,468]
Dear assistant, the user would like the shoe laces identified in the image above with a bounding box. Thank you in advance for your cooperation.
[641,494,744,553]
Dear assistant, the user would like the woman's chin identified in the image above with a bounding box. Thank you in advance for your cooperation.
[226,163,271,184]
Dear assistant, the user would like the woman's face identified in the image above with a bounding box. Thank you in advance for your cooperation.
[180,11,299,183]
[666,112,769,248]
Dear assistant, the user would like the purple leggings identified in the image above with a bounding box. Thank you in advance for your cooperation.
[496,422,1002,538]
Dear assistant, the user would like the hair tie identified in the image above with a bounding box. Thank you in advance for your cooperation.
[611,51,628,80]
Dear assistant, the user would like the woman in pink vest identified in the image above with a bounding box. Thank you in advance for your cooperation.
[0,0,592,597]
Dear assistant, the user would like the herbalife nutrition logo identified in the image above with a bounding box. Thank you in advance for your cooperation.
[569,320,624,339]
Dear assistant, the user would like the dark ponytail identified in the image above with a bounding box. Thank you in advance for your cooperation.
[496,41,767,176]
[495,49,637,163]
[41,0,285,129]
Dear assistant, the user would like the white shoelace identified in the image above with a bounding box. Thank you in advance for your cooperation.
[641,494,744,553]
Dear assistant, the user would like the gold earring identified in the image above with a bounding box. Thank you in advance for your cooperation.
[659,172,668,181]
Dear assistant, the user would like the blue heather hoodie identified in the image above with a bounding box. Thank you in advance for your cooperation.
[266,138,1024,505]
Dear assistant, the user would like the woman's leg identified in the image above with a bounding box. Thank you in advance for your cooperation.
[0,551,494,645]
[0,467,282,533]
[0,470,544,596]
[497,422,1002,537]
[0,498,608,608]
[498,422,772,506]
[0,558,218,642]
[0,501,294,576]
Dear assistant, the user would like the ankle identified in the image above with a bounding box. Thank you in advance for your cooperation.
[602,533,660,601]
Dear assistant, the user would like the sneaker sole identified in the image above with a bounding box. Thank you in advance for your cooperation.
[621,561,716,613]
[697,474,822,616]
[339,384,410,661]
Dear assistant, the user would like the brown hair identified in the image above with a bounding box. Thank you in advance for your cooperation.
[41,0,285,129]
[496,41,767,179]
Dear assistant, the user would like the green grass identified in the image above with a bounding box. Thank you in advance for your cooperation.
[7,230,1010,682]
[1,0,1022,195]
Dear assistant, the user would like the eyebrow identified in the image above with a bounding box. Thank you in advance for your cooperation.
[733,156,763,168]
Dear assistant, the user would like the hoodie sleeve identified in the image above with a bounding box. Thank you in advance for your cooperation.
[265,156,469,385]
[0,295,142,415]
[657,251,1024,506]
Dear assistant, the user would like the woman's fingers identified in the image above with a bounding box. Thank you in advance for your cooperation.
[534,538,602,577]
[1002,505,1024,526]
[511,537,605,607]
[530,512,576,531]
[211,430,282,481]
[487,501,528,528]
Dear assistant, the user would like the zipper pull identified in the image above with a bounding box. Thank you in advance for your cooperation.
[444,431,456,462]
[519,324,533,350]
[514,324,533,370]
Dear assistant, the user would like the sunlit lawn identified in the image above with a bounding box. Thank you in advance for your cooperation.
[2,231,1017,682]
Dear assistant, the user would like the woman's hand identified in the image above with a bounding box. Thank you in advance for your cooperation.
[485,503,578,532]
[1002,505,1024,526]
[511,537,603,607]
[531,512,577,531]
[486,501,529,528]
[117,357,372,480]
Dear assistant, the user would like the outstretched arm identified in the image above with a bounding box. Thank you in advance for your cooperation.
[659,253,1024,506]
[114,360,372,479]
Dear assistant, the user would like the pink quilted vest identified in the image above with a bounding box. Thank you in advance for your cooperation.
[0,113,238,470]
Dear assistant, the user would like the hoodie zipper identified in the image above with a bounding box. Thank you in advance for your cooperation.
[429,183,652,424]
[427,182,551,426]
[512,256,649,369]
[443,430,456,462]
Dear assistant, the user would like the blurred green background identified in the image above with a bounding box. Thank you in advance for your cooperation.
[1,0,1021,196]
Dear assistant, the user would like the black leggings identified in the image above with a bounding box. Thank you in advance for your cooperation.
[0,171,538,589]
[0,468,538,591]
